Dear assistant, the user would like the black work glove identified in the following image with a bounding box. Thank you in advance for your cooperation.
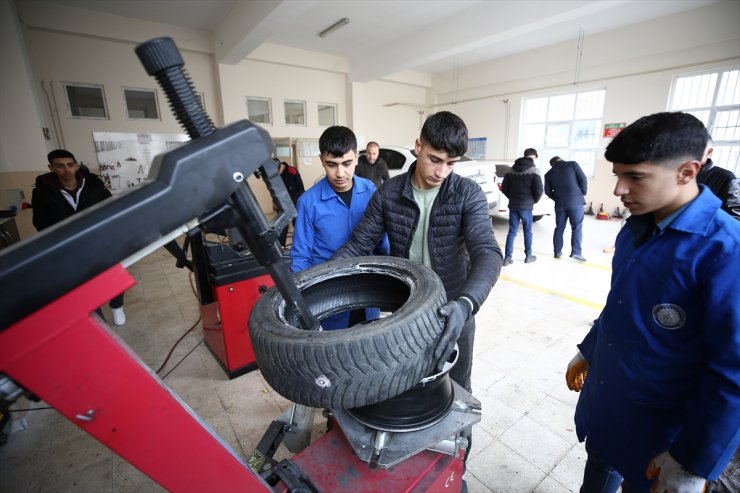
[434,298,473,368]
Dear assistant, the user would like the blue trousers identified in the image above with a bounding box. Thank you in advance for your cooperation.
[580,443,639,493]
[554,205,584,256]
[505,209,533,257]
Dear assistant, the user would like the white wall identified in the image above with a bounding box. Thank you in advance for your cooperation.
[0,0,47,174]
[430,0,740,212]
[23,28,221,169]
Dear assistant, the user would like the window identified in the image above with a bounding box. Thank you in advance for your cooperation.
[318,103,337,126]
[284,100,306,126]
[521,89,605,176]
[63,83,108,119]
[669,68,740,175]
[123,88,160,120]
[247,97,272,125]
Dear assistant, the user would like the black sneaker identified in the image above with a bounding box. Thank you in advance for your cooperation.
[503,257,513,266]
[570,254,587,262]
[525,255,537,263]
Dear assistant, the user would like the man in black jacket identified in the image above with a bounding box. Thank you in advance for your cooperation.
[699,143,739,220]
[274,159,305,246]
[333,111,503,393]
[545,156,588,261]
[356,141,390,188]
[501,148,544,265]
[32,149,126,325]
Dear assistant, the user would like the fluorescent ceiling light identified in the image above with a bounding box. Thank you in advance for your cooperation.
[319,17,350,38]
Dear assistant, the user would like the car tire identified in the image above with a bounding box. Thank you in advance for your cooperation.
[533,215,543,222]
[249,256,447,409]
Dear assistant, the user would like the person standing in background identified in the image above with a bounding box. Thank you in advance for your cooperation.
[32,149,127,325]
[698,140,740,220]
[273,158,305,247]
[356,141,390,188]
[545,156,588,261]
[501,148,543,265]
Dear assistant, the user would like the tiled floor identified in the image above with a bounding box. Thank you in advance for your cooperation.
[1,214,623,492]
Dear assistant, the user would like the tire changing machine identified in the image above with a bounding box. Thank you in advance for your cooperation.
[0,37,481,492]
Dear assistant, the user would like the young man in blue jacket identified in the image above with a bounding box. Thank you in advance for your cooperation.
[565,112,740,493]
[290,126,389,329]
[544,156,588,261]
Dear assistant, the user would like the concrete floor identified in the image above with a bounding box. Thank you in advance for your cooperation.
[0,214,623,492]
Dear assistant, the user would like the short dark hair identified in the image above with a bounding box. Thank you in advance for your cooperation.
[319,126,357,157]
[605,112,710,167]
[549,156,561,165]
[524,148,538,158]
[48,149,76,164]
[420,111,468,158]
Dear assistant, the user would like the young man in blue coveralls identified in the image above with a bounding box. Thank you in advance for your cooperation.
[290,126,389,330]
[565,112,740,493]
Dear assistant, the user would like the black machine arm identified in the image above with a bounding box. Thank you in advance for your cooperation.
[0,37,319,332]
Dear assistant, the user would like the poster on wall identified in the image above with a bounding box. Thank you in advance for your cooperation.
[93,132,189,194]
[467,137,487,159]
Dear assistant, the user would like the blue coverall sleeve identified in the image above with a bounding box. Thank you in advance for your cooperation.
[290,196,315,272]
[669,247,740,478]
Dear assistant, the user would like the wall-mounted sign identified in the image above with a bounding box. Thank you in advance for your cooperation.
[603,123,626,138]
[93,132,189,194]
[467,137,487,159]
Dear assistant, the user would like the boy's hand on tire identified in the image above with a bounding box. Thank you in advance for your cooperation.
[435,299,472,366]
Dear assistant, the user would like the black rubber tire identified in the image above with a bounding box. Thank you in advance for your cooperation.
[249,256,447,409]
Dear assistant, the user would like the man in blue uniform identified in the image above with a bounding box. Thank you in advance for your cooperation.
[290,126,388,329]
[565,112,740,492]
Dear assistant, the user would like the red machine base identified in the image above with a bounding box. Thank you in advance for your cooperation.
[280,427,465,493]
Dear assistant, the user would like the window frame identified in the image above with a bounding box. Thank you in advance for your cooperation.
[247,96,273,126]
[520,88,606,177]
[317,102,337,127]
[668,67,740,175]
[62,82,109,120]
[121,87,161,121]
[284,99,307,127]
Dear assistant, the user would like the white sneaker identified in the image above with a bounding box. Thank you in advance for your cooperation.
[111,307,126,326]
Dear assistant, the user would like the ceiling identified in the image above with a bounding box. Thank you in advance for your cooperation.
[38,0,720,81]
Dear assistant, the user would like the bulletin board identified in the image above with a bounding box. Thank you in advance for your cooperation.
[93,132,189,195]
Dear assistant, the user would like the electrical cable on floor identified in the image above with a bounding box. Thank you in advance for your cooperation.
[154,270,203,376]
[160,338,204,380]
[7,406,52,413]
[155,317,202,375]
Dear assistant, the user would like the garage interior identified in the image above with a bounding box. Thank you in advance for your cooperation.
[1,1,738,492]
[1,215,619,492]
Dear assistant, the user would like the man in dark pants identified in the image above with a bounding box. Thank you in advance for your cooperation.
[332,112,502,475]
[501,148,543,265]
[565,112,739,493]
[545,156,588,261]
[32,149,126,325]
[333,111,502,394]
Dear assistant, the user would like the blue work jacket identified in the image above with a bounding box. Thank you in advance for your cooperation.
[575,186,740,489]
[290,176,389,329]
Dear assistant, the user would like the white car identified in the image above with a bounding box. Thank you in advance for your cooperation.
[359,145,499,213]
[490,164,555,222]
